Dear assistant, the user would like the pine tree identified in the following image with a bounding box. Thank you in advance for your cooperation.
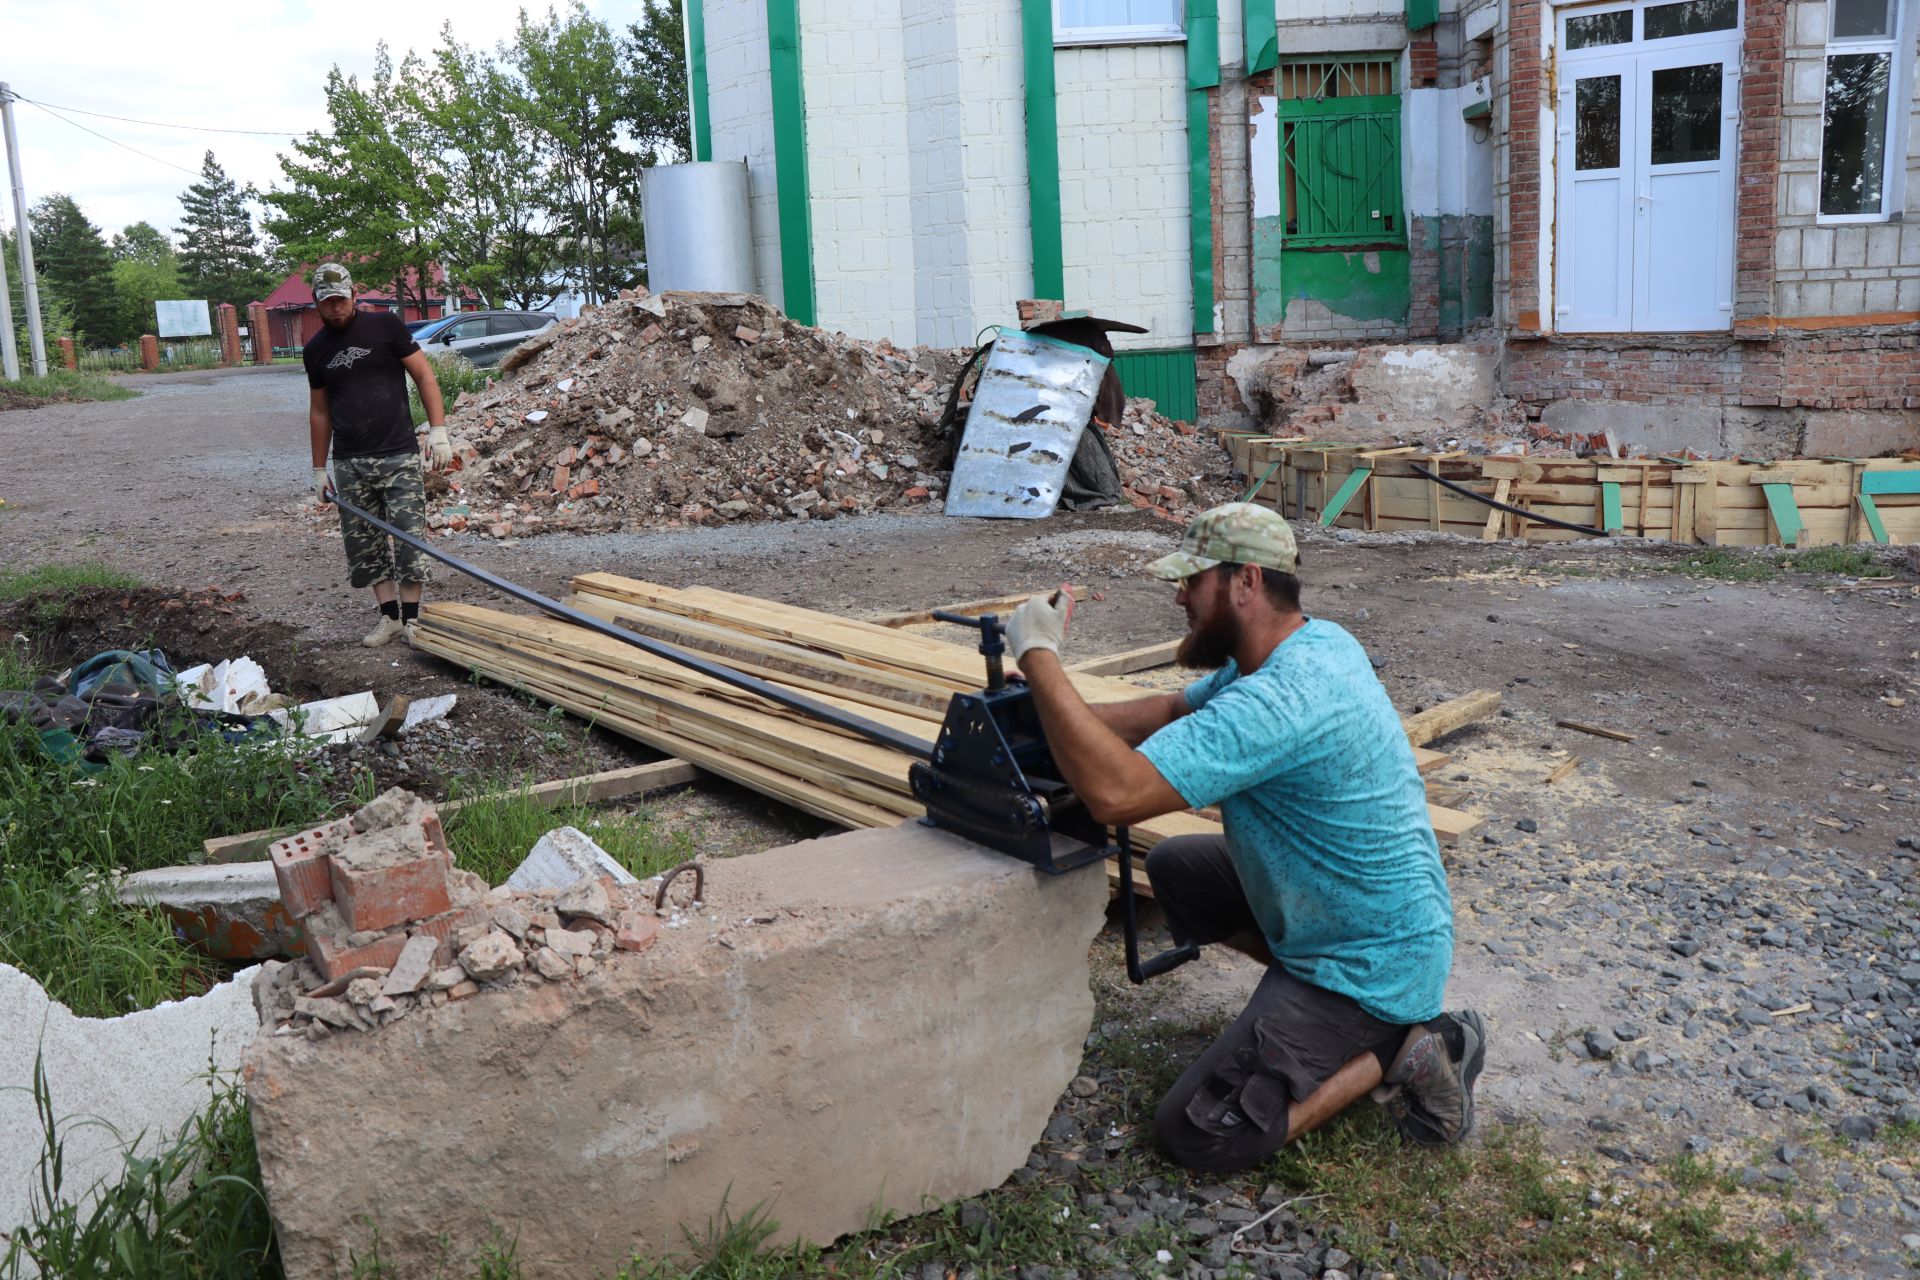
[30,194,118,345]
[175,151,273,310]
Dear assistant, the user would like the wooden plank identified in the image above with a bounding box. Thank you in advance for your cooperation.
[1069,639,1182,677]
[1545,756,1581,785]
[1483,478,1511,540]
[202,758,702,864]
[1601,482,1623,534]
[1321,467,1372,526]
[1762,482,1805,548]
[1556,719,1636,742]
[869,585,1088,629]
[1401,689,1502,747]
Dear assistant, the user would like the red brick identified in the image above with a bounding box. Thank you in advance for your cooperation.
[270,820,348,919]
[329,840,453,933]
[304,908,410,983]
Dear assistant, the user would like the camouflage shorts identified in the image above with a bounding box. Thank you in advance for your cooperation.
[333,451,431,589]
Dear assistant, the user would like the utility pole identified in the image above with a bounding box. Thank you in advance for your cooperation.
[1,82,49,377]
[0,237,18,380]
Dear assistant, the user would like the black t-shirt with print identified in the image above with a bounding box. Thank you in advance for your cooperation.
[303,310,422,458]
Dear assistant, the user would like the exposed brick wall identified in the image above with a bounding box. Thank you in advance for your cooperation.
[1497,0,1544,332]
[1408,216,1441,340]
[1503,329,1920,412]
[1409,31,1439,89]
[1196,342,1249,423]
[1735,0,1787,326]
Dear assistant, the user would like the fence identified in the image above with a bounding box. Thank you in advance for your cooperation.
[70,338,229,374]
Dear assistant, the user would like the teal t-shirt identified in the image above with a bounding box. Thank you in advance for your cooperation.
[1138,619,1453,1024]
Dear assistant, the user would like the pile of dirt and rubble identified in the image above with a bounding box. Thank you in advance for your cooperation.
[426,290,1233,535]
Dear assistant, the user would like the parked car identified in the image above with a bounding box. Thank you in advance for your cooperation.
[412,310,557,368]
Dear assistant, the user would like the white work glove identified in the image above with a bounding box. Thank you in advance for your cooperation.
[1005,588,1074,661]
[313,467,333,506]
[425,424,453,469]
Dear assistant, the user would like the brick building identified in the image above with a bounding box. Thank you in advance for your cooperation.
[686,0,1920,452]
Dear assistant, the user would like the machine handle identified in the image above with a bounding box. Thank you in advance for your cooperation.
[932,610,1006,691]
[1116,827,1199,984]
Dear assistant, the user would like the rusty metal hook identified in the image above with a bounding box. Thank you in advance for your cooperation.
[654,861,705,912]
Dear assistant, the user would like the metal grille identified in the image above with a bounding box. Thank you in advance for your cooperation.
[1277,60,1403,245]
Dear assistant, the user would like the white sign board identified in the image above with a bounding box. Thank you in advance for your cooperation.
[154,300,212,338]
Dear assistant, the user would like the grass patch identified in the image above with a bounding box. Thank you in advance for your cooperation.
[1,1059,278,1280]
[1664,549,1783,582]
[1785,545,1893,577]
[1655,545,1895,583]
[0,561,143,622]
[0,369,138,408]
[442,781,697,886]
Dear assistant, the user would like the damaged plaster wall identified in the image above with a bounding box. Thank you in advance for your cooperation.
[798,0,917,342]
[1057,43,1193,349]
[0,962,261,1240]
[705,0,784,309]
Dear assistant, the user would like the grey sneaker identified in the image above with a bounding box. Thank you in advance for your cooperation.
[1381,1010,1487,1147]
[362,616,406,648]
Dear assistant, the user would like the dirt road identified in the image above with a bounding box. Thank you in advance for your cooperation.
[5,366,1920,1273]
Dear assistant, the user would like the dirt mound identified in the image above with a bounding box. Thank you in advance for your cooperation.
[430,291,1234,536]
[430,291,965,537]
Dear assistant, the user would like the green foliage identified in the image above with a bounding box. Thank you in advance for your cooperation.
[1667,549,1783,582]
[407,349,491,425]
[175,152,277,313]
[30,193,119,345]
[0,560,142,608]
[111,221,176,267]
[0,1061,279,1280]
[626,0,693,164]
[1784,545,1892,577]
[441,779,694,886]
[0,369,137,407]
[111,255,187,345]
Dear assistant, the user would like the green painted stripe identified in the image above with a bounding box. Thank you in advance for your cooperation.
[1185,0,1217,336]
[1244,0,1277,74]
[1321,468,1371,525]
[1601,481,1623,532]
[1761,482,1803,547]
[1862,470,1920,495]
[1021,0,1064,300]
[1857,494,1890,544]
[686,0,712,161]
[766,0,815,325]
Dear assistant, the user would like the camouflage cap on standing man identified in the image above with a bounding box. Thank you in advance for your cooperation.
[1146,501,1300,581]
[311,262,355,302]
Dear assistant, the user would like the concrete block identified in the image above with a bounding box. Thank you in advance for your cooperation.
[245,822,1108,1279]
[118,861,307,961]
[1800,226,1835,269]
[1,961,260,1239]
[507,826,639,891]
[1803,410,1920,457]
[1346,345,1498,424]
[1541,400,1728,455]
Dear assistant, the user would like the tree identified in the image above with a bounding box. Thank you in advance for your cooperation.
[418,24,557,310]
[508,4,648,303]
[107,223,185,343]
[625,0,692,164]
[111,221,175,266]
[175,152,275,311]
[265,47,442,317]
[31,194,117,345]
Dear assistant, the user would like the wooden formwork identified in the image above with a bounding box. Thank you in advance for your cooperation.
[1222,435,1920,548]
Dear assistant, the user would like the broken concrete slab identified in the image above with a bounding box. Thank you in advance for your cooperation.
[245,821,1107,1279]
[399,693,456,734]
[506,825,637,891]
[117,861,307,961]
[1,961,260,1238]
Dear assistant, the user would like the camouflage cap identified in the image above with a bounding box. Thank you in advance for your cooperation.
[311,262,355,302]
[1145,502,1299,581]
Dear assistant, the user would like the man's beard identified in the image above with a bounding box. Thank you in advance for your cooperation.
[321,314,350,330]
[1177,602,1241,670]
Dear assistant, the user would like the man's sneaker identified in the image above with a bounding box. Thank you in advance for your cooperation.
[1380,1010,1487,1147]
[402,621,419,646]
[362,616,406,648]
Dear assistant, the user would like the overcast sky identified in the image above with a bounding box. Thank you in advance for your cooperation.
[0,1,654,244]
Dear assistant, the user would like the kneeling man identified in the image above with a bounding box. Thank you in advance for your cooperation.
[1006,503,1483,1171]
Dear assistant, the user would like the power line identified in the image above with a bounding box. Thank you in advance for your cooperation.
[14,98,203,177]
[7,93,301,138]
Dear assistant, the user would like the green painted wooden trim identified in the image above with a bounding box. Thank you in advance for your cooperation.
[1600,481,1623,532]
[1244,0,1277,74]
[766,0,815,325]
[1185,0,1217,336]
[1321,467,1371,525]
[1407,0,1439,30]
[1861,470,1920,495]
[686,0,712,161]
[1761,482,1804,547]
[1022,0,1065,301]
[1276,94,1401,118]
[1242,459,1282,504]
[1857,494,1890,544]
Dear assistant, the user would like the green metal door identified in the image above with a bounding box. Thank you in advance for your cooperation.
[1280,96,1405,245]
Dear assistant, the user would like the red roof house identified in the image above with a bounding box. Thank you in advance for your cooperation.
[258,263,480,350]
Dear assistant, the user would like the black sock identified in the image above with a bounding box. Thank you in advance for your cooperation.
[400,601,420,623]
[377,600,400,621]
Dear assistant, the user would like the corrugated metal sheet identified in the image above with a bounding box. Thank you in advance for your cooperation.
[1111,348,1198,423]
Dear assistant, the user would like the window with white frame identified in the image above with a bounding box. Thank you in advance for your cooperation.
[1053,0,1183,45]
[1819,0,1904,218]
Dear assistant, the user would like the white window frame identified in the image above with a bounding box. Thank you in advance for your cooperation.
[1052,0,1185,46]
[1815,0,1911,224]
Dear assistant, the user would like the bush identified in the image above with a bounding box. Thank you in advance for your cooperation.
[409,350,492,427]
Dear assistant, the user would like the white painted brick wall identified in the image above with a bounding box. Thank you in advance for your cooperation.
[705,0,784,308]
[1772,0,1920,316]
[1058,42,1193,350]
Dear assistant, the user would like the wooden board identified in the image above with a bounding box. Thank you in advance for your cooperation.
[869,585,1088,628]
[1069,639,1182,676]
[1401,690,1502,747]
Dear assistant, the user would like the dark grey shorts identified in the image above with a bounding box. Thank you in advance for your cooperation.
[1145,833,1403,1172]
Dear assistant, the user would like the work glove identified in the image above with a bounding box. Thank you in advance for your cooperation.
[313,467,333,506]
[426,424,453,470]
[1005,587,1074,661]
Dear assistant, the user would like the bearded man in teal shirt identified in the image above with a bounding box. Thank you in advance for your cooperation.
[1007,502,1485,1171]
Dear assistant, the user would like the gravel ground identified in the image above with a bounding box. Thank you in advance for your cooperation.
[5,367,1920,1276]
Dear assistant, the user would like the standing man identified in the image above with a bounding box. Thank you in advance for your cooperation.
[1004,503,1484,1172]
[304,262,454,647]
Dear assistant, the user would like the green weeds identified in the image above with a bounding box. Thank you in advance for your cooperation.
[409,351,491,427]
[442,782,696,886]
[1659,545,1894,583]
[0,370,138,408]
[0,561,143,624]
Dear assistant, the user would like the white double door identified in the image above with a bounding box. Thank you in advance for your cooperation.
[1557,33,1740,331]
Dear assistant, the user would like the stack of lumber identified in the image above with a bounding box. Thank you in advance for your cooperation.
[1224,436,1920,548]
[412,577,1487,886]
